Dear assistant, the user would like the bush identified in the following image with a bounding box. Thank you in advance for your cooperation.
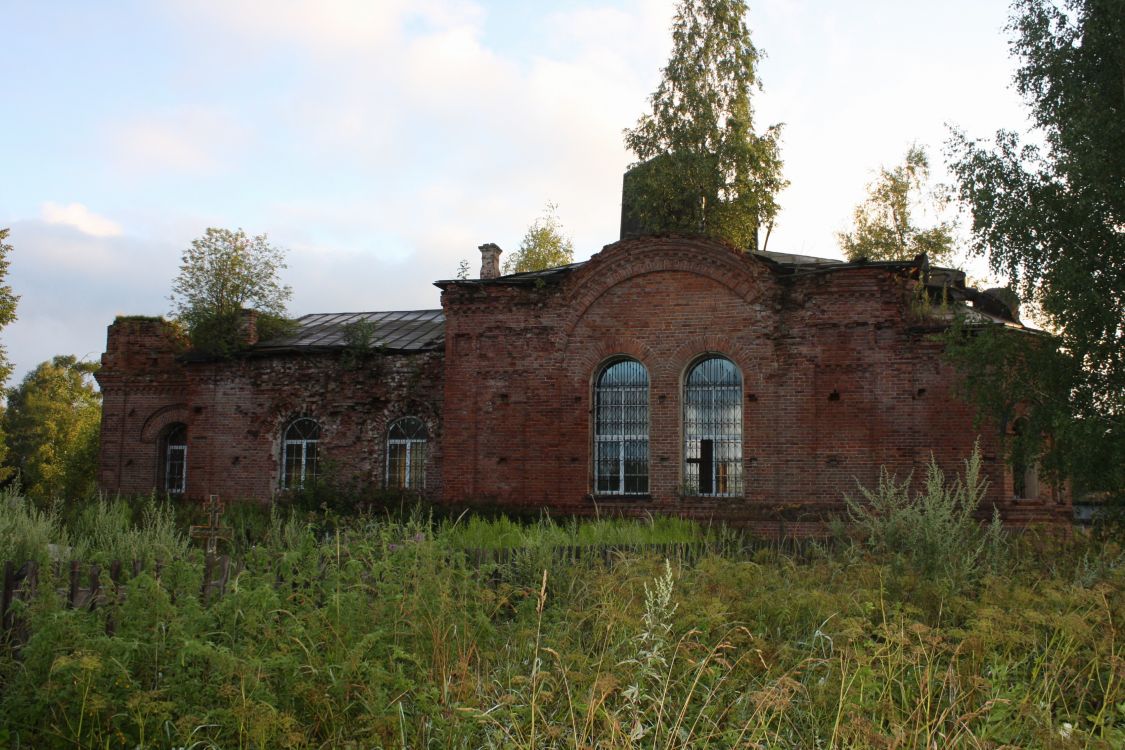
[845,443,1007,585]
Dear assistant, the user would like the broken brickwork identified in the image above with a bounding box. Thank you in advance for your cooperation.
[97,318,443,502]
[97,236,1068,531]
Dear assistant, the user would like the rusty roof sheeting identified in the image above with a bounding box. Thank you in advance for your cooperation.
[256,309,444,351]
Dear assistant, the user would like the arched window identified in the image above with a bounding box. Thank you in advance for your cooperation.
[159,423,187,494]
[387,417,428,490]
[594,359,649,495]
[1011,418,1040,500]
[684,356,742,496]
[281,417,320,488]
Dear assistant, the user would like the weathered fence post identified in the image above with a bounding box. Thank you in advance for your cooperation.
[68,560,81,608]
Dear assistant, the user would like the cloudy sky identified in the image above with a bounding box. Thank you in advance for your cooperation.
[1,0,1032,385]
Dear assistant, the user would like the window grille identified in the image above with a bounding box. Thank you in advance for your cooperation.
[594,359,649,495]
[684,356,743,496]
[282,417,320,488]
[387,417,428,490]
[161,423,187,494]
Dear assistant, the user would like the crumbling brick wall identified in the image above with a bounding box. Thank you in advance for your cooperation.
[97,318,443,502]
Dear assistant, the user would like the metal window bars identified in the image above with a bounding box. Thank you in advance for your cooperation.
[282,418,321,488]
[163,424,187,494]
[594,359,650,495]
[387,417,428,490]
[683,357,743,496]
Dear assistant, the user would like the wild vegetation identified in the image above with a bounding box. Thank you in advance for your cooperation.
[1,457,1121,749]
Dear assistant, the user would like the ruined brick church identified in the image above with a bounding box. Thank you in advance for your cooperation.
[96,226,1070,532]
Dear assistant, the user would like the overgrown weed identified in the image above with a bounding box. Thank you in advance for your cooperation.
[1,484,1122,747]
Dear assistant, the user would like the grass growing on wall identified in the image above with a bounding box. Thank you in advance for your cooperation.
[1,487,1122,748]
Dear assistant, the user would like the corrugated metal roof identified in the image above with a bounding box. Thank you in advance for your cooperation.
[257,309,444,351]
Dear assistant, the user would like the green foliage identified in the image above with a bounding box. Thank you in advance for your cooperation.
[169,227,293,356]
[70,496,189,566]
[623,0,786,250]
[502,202,575,275]
[837,145,957,264]
[946,0,1124,497]
[0,229,18,387]
[2,355,101,504]
[0,229,20,483]
[0,487,77,567]
[1,494,1123,748]
[845,444,1007,586]
[2,504,1121,748]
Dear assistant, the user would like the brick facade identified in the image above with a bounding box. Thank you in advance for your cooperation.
[97,319,444,502]
[96,235,1069,530]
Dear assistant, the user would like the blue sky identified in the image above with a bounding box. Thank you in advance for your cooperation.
[1,0,1031,384]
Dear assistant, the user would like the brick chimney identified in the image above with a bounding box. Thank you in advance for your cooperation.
[239,309,260,346]
[479,243,502,280]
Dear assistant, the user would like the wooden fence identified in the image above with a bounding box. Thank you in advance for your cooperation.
[1,555,236,644]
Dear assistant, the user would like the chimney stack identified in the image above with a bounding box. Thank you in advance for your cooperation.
[239,309,260,346]
[479,243,502,279]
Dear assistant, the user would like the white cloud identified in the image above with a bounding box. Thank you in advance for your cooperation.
[110,109,249,176]
[40,202,123,238]
[169,0,485,55]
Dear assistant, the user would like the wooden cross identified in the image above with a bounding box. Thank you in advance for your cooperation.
[190,494,233,555]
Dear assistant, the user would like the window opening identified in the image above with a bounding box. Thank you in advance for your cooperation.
[161,423,187,494]
[1011,418,1040,500]
[594,359,649,495]
[282,417,320,488]
[684,356,742,496]
[387,417,428,490]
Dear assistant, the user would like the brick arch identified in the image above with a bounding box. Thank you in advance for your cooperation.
[666,337,759,387]
[139,403,189,443]
[560,236,773,340]
[566,337,660,388]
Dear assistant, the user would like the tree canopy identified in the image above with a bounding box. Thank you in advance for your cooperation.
[502,203,575,275]
[170,228,293,356]
[0,229,20,483]
[3,355,101,503]
[945,0,1124,495]
[623,0,786,250]
[837,146,956,265]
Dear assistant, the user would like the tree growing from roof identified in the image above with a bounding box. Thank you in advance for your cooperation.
[837,145,957,265]
[3,356,101,504]
[623,0,786,251]
[945,0,1124,497]
[0,229,20,483]
[502,203,575,275]
[170,227,293,356]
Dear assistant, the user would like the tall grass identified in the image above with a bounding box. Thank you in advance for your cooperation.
[1,485,1122,748]
[0,486,76,566]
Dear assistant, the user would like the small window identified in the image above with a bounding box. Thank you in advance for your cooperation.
[683,356,743,496]
[159,423,187,494]
[1011,418,1040,500]
[387,417,427,490]
[594,359,650,495]
[282,418,320,488]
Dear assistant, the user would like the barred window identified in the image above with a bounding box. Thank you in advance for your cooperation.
[282,417,320,488]
[683,356,742,496]
[160,423,187,494]
[594,359,649,495]
[387,417,427,490]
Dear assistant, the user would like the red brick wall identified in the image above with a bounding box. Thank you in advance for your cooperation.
[440,236,1069,529]
[97,236,1069,530]
[97,319,443,503]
